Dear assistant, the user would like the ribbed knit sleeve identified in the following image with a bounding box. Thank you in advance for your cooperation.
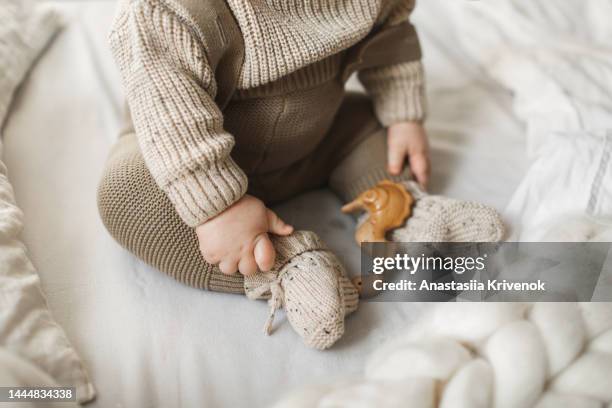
[358,0,427,126]
[109,0,248,227]
[359,60,426,126]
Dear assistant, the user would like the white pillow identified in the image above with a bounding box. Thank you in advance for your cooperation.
[0,0,95,403]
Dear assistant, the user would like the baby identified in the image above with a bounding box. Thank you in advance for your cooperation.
[99,0,503,349]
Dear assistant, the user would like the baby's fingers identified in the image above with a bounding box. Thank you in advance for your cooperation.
[219,258,239,275]
[409,151,430,190]
[266,209,293,236]
[238,254,258,276]
[254,233,276,272]
[387,141,406,176]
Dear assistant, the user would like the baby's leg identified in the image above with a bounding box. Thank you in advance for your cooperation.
[246,92,411,204]
[98,130,358,349]
[328,93,411,203]
[97,132,245,294]
[327,94,505,242]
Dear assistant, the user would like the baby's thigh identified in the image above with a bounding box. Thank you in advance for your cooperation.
[97,133,244,293]
[326,93,411,202]
[322,92,384,161]
[248,93,398,204]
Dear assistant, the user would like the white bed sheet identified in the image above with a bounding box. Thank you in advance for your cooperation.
[1,1,527,407]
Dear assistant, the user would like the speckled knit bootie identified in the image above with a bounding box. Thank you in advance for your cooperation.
[244,231,359,350]
[390,181,505,242]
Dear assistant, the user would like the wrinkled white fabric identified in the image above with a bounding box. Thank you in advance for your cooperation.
[0,0,60,125]
[0,0,94,403]
[0,347,77,408]
[445,0,612,240]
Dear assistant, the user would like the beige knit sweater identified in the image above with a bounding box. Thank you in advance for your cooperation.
[110,0,426,227]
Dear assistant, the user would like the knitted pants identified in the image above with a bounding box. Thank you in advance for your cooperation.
[97,92,410,294]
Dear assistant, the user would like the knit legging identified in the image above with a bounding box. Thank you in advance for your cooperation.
[97,93,410,294]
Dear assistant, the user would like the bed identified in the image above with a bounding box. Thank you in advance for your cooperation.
[2,1,529,406]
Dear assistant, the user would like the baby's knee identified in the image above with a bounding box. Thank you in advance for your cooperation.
[96,148,225,291]
[97,147,156,247]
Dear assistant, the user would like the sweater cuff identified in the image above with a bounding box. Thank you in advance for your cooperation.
[360,60,426,127]
[165,156,248,228]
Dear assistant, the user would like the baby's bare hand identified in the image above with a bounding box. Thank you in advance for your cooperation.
[387,121,430,189]
[195,195,293,276]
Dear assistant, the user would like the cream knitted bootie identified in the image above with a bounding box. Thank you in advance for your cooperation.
[389,182,505,242]
[244,231,359,350]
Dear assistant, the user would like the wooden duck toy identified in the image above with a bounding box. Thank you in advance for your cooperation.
[342,180,414,298]
[341,180,414,245]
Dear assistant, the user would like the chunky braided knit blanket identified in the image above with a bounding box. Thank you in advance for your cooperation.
[275,303,612,408]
